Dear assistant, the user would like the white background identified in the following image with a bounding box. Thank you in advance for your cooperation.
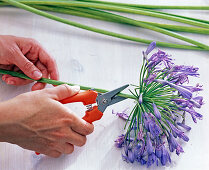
[0,0,209,170]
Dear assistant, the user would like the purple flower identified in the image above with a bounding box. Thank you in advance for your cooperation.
[155,79,193,99]
[127,149,135,163]
[133,143,142,157]
[149,120,161,137]
[173,96,203,109]
[115,43,203,167]
[144,113,161,137]
[170,65,199,77]
[167,132,184,155]
[144,73,157,85]
[112,109,129,120]
[156,144,171,166]
[166,120,189,142]
[155,137,163,158]
[137,157,147,165]
[122,144,135,163]
[115,134,125,148]
[190,96,203,108]
[146,42,156,55]
[152,103,161,120]
[137,124,145,141]
[146,133,154,155]
[167,82,193,99]
[148,50,173,69]
[180,84,203,92]
[179,108,203,123]
[172,98,192,108]
[169,73,189,85]
[177,122,191,131]
[147,153,157,167]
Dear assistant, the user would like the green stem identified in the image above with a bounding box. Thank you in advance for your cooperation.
[53,6,209,49]
[2,0,206,50]
[33,5,209,35]
[138,7,209,25]
[76,0,209,10]
[76,0,209,25]
[0,69,135,99]
[12,0,209,29]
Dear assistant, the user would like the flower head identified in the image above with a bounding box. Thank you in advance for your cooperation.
[113,42,203,167]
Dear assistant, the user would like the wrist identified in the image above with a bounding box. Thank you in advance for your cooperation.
[0,100,18,142]
[0,101,8,142]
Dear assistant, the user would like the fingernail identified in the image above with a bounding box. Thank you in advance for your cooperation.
[33,71,42,79]
[7,80,15,85]
[72,85,80,93]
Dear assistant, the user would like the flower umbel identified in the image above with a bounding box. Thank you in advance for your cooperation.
[114,42,203,167]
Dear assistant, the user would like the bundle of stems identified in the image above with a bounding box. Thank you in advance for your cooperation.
[1,0,209,50]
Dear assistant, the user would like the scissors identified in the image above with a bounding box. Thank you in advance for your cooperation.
[35,84,129,155]
[61,84,129,123]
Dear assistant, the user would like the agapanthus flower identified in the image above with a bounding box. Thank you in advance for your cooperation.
[112,108,129,120]
[113,42,203,167]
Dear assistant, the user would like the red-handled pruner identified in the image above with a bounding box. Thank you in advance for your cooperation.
[35,84,128,155]
[60,84,129,123]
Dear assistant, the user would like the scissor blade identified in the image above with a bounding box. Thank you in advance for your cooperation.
[102,84,129,99]
[107,96,127,106]
[97,84,129,113]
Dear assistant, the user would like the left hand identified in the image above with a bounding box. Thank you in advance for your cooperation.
[0,35,59,90]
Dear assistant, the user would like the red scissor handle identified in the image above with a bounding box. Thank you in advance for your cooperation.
[83,106,103,123]
[60,90,103,123]
[60,90,97,105]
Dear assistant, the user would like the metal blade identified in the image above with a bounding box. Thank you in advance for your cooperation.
[107,96,127,106]
[102,84,129,99]
[97,84,129,113]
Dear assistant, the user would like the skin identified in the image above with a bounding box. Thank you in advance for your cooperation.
[0,35,58,90]
[0,35,94,157]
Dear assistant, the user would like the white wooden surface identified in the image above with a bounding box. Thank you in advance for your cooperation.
[0,0,209,170]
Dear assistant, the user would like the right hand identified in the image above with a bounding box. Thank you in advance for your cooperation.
[0,84,94,158]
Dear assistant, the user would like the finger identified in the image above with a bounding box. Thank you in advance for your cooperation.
[38,49,59,80]
[46,150,62,158]
[63,143,74,154]
[70,115,94,136]
[32,61,49,91]
[44,84,80,101]
[0,64,13,70]
[65,128,87,147]
[17,38,59,80]
[34,147,61,158]
[5,76,33,86]
[2,74,11,81]
[13,49,42,80]
[3,66,33,85]
[3,74,33,86]
[54,143,74,154]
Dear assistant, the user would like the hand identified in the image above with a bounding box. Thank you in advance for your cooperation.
[0,35,59,90]
[0,84,94,158]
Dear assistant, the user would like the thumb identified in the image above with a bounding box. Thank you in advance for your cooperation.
[14,51,42,80]
[45,84,80,101]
